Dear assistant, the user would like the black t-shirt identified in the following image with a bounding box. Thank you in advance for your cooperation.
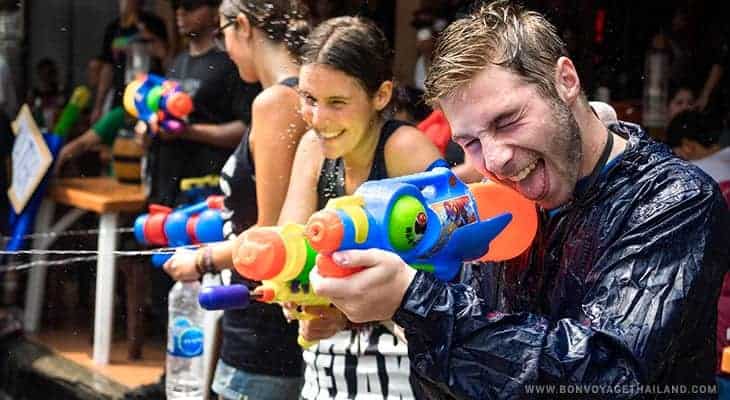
[145,48,259,207]
[99,12,168,107]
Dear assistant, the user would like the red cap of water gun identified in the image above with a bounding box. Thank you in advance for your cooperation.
[206,195,225,209]
[253,286,275,303]
[234,229,287,281]
[186,215,200,244]
[166,92,193,118]
[304,210,344,254]
[143,204,172,246]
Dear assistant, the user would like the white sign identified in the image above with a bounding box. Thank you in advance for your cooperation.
[8,104,52,213]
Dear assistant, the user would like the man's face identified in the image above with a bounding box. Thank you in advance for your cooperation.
[441,65,582,210]
[177,4,216,36]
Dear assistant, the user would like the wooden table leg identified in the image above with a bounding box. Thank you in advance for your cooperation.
[123,258,148,360]
[93,212,118,365]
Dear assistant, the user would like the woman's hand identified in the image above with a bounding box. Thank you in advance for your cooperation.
[163,248,201,282]
[295,305,349,342]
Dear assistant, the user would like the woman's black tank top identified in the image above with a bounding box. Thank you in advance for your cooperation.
[316,120,409,208]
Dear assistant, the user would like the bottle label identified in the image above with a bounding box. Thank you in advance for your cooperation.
[167,316,204,357]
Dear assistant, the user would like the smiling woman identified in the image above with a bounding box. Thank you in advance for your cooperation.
[274,16,443,400]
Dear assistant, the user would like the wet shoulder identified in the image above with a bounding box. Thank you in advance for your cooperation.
[251,84,299,116]
[609,142,719,229]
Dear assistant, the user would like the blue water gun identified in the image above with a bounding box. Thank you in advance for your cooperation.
[134,196,225,266]
[304,167,538,281]
[123,73,193,134]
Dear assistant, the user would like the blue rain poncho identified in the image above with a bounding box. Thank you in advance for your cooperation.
[393,122,730,399]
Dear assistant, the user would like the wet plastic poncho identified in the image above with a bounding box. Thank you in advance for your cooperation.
[393,123,730,399]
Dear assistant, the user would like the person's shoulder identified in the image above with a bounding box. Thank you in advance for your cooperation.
[384,122,424,148]
[647,148,716,194]
[384,122,437,159]
[252,84,298,114]
[615,149,720,224]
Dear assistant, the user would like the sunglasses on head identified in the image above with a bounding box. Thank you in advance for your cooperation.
[213,17,237,49]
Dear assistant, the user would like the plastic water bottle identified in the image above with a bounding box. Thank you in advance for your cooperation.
[166,280,205,399]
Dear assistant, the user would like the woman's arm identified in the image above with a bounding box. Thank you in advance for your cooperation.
[277,130,324,225]
[250,86,309,226]
[164,87,307,280]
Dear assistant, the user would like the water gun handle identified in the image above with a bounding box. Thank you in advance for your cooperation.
[151,252,173,267]
[291,303,334,349]
[298,336,317,348]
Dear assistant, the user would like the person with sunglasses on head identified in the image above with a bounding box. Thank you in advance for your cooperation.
[121,1,260,398]
[273,17,443,399]
[162,1,310,399]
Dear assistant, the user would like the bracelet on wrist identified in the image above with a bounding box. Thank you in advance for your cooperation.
[194,246,215,276]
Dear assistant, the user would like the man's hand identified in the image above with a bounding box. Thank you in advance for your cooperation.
[89,105,103,125]
[310,249,416,323]
[297,305,348,342]
[163,248,201,282]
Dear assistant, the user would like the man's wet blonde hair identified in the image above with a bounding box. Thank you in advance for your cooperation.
[424,0,568,105]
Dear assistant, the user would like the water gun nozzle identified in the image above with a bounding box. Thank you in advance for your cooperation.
[304,211,344,253]
[254,287,275,303]
[234,229,287,281]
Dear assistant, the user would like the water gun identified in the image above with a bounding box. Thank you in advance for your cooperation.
[198,225,324,312]
[134,196,225,266]
[305,166,537,281]
[53,86,92,136]
[123,73,193,134]
[197,223,328,348]
[198,168,537,345]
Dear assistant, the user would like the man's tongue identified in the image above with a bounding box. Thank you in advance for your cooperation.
[516,159,547,200]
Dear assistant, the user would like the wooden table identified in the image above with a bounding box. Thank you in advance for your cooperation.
[23,177,146,365]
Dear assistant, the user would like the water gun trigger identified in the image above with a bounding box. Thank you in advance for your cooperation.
[291,308,318,321]
[298,337,317,349]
